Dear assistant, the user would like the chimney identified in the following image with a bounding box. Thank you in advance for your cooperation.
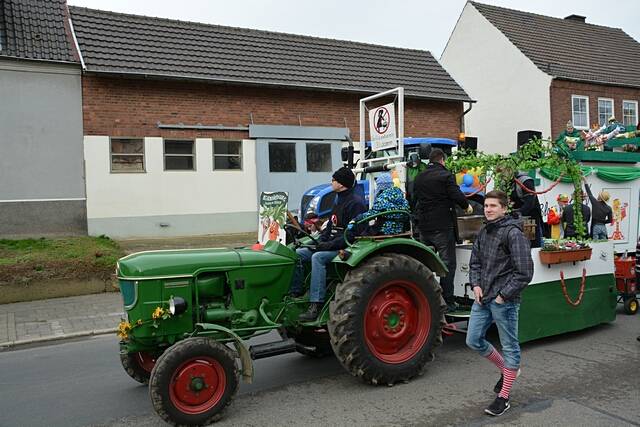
[564,14,586,23]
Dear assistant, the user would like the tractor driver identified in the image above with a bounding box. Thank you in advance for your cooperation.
[289,167,367,321]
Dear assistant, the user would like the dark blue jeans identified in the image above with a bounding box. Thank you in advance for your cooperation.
[592,223,608,240]
[289,247,339,303]
[466,299,521,370]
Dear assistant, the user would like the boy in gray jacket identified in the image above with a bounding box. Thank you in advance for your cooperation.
[466,190,534,416]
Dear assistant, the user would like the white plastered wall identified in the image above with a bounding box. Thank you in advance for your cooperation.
[83,136,258,236]
[440,2,553,154]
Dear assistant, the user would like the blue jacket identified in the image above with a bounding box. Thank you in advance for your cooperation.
[354,186,409,235]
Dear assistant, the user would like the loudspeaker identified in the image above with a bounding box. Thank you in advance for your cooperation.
[462,136,477,151]
[517,130,542,149]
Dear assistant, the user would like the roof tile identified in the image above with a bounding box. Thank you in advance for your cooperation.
[69,6,471,101]
[0,0,77,62]
[471,2,640,88]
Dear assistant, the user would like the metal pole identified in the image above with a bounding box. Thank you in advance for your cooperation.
[398,87,404,162]
[359,99,365,170]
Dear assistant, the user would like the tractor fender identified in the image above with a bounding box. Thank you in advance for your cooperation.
[195,323,253,384]
[335,237,448,277]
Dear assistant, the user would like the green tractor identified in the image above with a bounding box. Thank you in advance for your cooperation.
[116,212,447,426]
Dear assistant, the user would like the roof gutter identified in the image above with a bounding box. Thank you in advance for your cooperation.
[553,76,640,91]
[0,55,79,67]
[82,69,476,103]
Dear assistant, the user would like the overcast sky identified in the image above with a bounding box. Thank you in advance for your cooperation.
[67,0,639,58]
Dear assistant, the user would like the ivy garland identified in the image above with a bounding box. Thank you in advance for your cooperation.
[445,138,587,239]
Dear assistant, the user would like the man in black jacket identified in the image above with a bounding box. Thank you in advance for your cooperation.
[561,195,591,239]
[584,183,612,240]
[414,149,473,311]
[290,167,366,321]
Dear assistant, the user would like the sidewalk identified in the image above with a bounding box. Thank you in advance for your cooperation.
[0,292,123,349]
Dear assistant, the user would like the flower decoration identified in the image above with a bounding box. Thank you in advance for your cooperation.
[118,305,173,339]
[117,320,132,340]
[152,307,166,320]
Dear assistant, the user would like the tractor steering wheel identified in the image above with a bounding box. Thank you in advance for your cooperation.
[284,223,320,248]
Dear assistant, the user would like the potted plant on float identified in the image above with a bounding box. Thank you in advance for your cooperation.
[539,239,592,266]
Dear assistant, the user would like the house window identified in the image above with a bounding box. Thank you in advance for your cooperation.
[306,143,332,172]
[110,138,144,173]
[213,140,242,170]
[164,139,195,170]
[269,142,296,172]
[622,100,638,127]
[571,95,589,129]
[598,98,614,126]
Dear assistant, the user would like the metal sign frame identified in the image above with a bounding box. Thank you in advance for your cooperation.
[359,87,404,207]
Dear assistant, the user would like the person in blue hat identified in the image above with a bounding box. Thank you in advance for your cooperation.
[351,172,410,236]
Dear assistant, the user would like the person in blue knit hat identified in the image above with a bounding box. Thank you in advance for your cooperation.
[351,173,410,236]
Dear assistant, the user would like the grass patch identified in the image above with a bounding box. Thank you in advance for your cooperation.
[0,235,125,286]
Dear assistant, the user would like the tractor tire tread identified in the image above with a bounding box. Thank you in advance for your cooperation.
[328,254,445,386]
[120,352,151,385]
[149,337,239,427]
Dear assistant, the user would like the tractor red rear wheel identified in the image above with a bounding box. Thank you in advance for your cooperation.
[328,254,445,385]
[149,338,239,426]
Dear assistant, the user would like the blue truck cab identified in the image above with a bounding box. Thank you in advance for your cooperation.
[300,137,457,219]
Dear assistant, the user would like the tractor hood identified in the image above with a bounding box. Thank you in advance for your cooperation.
[117,241,296,279]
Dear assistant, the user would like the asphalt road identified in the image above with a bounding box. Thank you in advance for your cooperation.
[0,310,638,427]
[0,332,342,427]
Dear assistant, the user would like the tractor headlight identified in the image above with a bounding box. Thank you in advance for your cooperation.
[169,296,188,316]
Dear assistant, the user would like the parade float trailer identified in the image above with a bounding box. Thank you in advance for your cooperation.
[452,240,618,342]
[450,141,640,337]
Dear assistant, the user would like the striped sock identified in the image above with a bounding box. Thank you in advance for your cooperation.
[499,368,518,399]
[485,348,505,371]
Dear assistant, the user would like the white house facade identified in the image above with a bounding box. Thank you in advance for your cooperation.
[441,2,552,154]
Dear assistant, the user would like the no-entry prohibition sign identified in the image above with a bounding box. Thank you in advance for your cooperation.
[369,102,397,151]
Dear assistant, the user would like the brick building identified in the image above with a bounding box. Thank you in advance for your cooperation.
[441,1,640,154]
[69,6,472,238]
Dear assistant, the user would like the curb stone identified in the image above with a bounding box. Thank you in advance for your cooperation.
[0,328,116,351]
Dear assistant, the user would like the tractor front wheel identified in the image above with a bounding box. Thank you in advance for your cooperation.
[120,351,158,384]
[149,337,239,426]
[328,254,445,386]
